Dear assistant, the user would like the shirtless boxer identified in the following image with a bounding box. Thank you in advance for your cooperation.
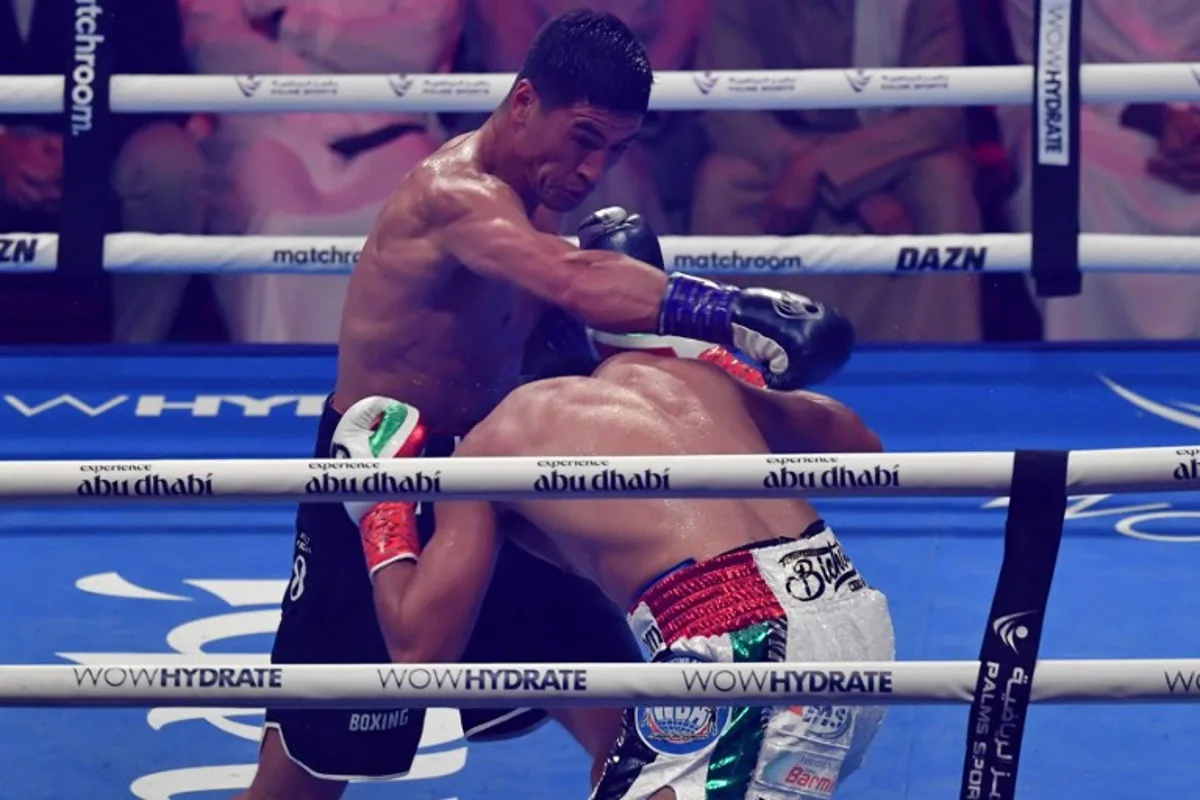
[332,342,896,799]
[248,9,855,799]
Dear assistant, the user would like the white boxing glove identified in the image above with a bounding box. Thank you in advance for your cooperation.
[332,396,427,578]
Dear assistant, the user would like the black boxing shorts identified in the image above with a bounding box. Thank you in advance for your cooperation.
[264,395,641,780]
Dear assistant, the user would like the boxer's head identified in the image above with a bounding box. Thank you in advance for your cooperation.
[502,10,651,211]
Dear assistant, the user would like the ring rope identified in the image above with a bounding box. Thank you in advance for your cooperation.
[4,659,1200,708]
[2,232,1199,275]
[24,446,1200,502]
[1,63,1198,114]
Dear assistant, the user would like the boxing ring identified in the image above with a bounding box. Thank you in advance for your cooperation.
[1,346,1198,800]
[4,4,1200,798]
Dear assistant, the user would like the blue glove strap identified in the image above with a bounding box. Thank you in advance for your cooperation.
[658,274,736,345]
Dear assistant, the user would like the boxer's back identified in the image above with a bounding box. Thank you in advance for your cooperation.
[335,133,552,432]
[468,353,875,606]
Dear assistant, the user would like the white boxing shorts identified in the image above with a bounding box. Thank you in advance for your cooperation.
[591,523,895,800]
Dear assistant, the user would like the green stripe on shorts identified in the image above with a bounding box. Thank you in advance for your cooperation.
[704,622,773,799]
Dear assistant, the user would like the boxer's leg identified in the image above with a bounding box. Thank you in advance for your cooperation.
[246,398,426,793]
[455,542,643,753]
[238,729,346,800]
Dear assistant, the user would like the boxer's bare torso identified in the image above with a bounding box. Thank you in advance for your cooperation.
[333,132,560,432]
[455,353,882,607]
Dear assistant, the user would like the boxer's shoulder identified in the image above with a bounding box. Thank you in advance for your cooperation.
[421,166,524,224]
[459,376,588,456]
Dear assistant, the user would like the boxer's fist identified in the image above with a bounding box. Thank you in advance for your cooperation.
[578,207,665,269]
[332,396,427,578]
[728,289,854,389]
[658,276,854,390]
[525,308,598,380]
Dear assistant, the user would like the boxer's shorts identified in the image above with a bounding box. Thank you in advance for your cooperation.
[594,527,895,800]
[264,395,641,780]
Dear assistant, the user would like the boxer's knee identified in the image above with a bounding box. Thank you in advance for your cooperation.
[242,728,347,800]
[113,122,206,234]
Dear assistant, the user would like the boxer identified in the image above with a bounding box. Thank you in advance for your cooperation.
[246,9,855,798]
[335,340,895,799]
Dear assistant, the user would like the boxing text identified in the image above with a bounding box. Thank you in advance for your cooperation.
[71,0,104,137]
[348,710,410,732]
[778,542,865,602]
[681,667,893,696]
[4,394,327,418]
[964,661,1028,800]
[377,667,587,693]
[672,251,802,274]
[763,464,900,491]
[895,246,987,272]
[1174,453,1199,483]
[0,237,38,264]
[1037,3,1070,164]
[273,246,361,267]
[1164,671,1200,694]
[76,472,214,498]
[304,464,442,497]
[73,667,284,690]
[534,468,671,494]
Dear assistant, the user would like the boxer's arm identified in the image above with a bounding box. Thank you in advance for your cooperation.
[371,496,502,664]
[431,176,667,333]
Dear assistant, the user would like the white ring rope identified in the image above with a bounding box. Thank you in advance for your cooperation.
[5,659,1200,707]
[1,64,1198,114]
[2,232,1199,275]
[19,446,1200,503]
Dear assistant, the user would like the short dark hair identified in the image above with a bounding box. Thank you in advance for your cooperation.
[516,9,653,116]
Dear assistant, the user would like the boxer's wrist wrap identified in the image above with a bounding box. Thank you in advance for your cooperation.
[658,274,736,346]
[360,501,422,579]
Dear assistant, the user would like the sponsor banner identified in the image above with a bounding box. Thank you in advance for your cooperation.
[1035,0,1073,166]
[14,662,904,706]
[100,64,1200,116]
[102,233,1035,276]
[110,74,513,114]
[1067,446,1200,495]
[678,666,894,697]
[0,352,337,459]
[32,231,1200,275]
[0,234,56,271]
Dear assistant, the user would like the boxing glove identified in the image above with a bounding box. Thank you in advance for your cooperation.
[658,276,854,390]
[523,206,664,381]
[578,207,665,269]
[332,396,428,579]
[524,307,599,380]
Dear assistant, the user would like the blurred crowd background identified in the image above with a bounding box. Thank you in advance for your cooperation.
[0,0,1197,346]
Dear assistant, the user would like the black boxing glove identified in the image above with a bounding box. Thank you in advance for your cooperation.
[578,206,852,389]
[658,276,855,390]
[577,207,665,269]
[522,307,599,380]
